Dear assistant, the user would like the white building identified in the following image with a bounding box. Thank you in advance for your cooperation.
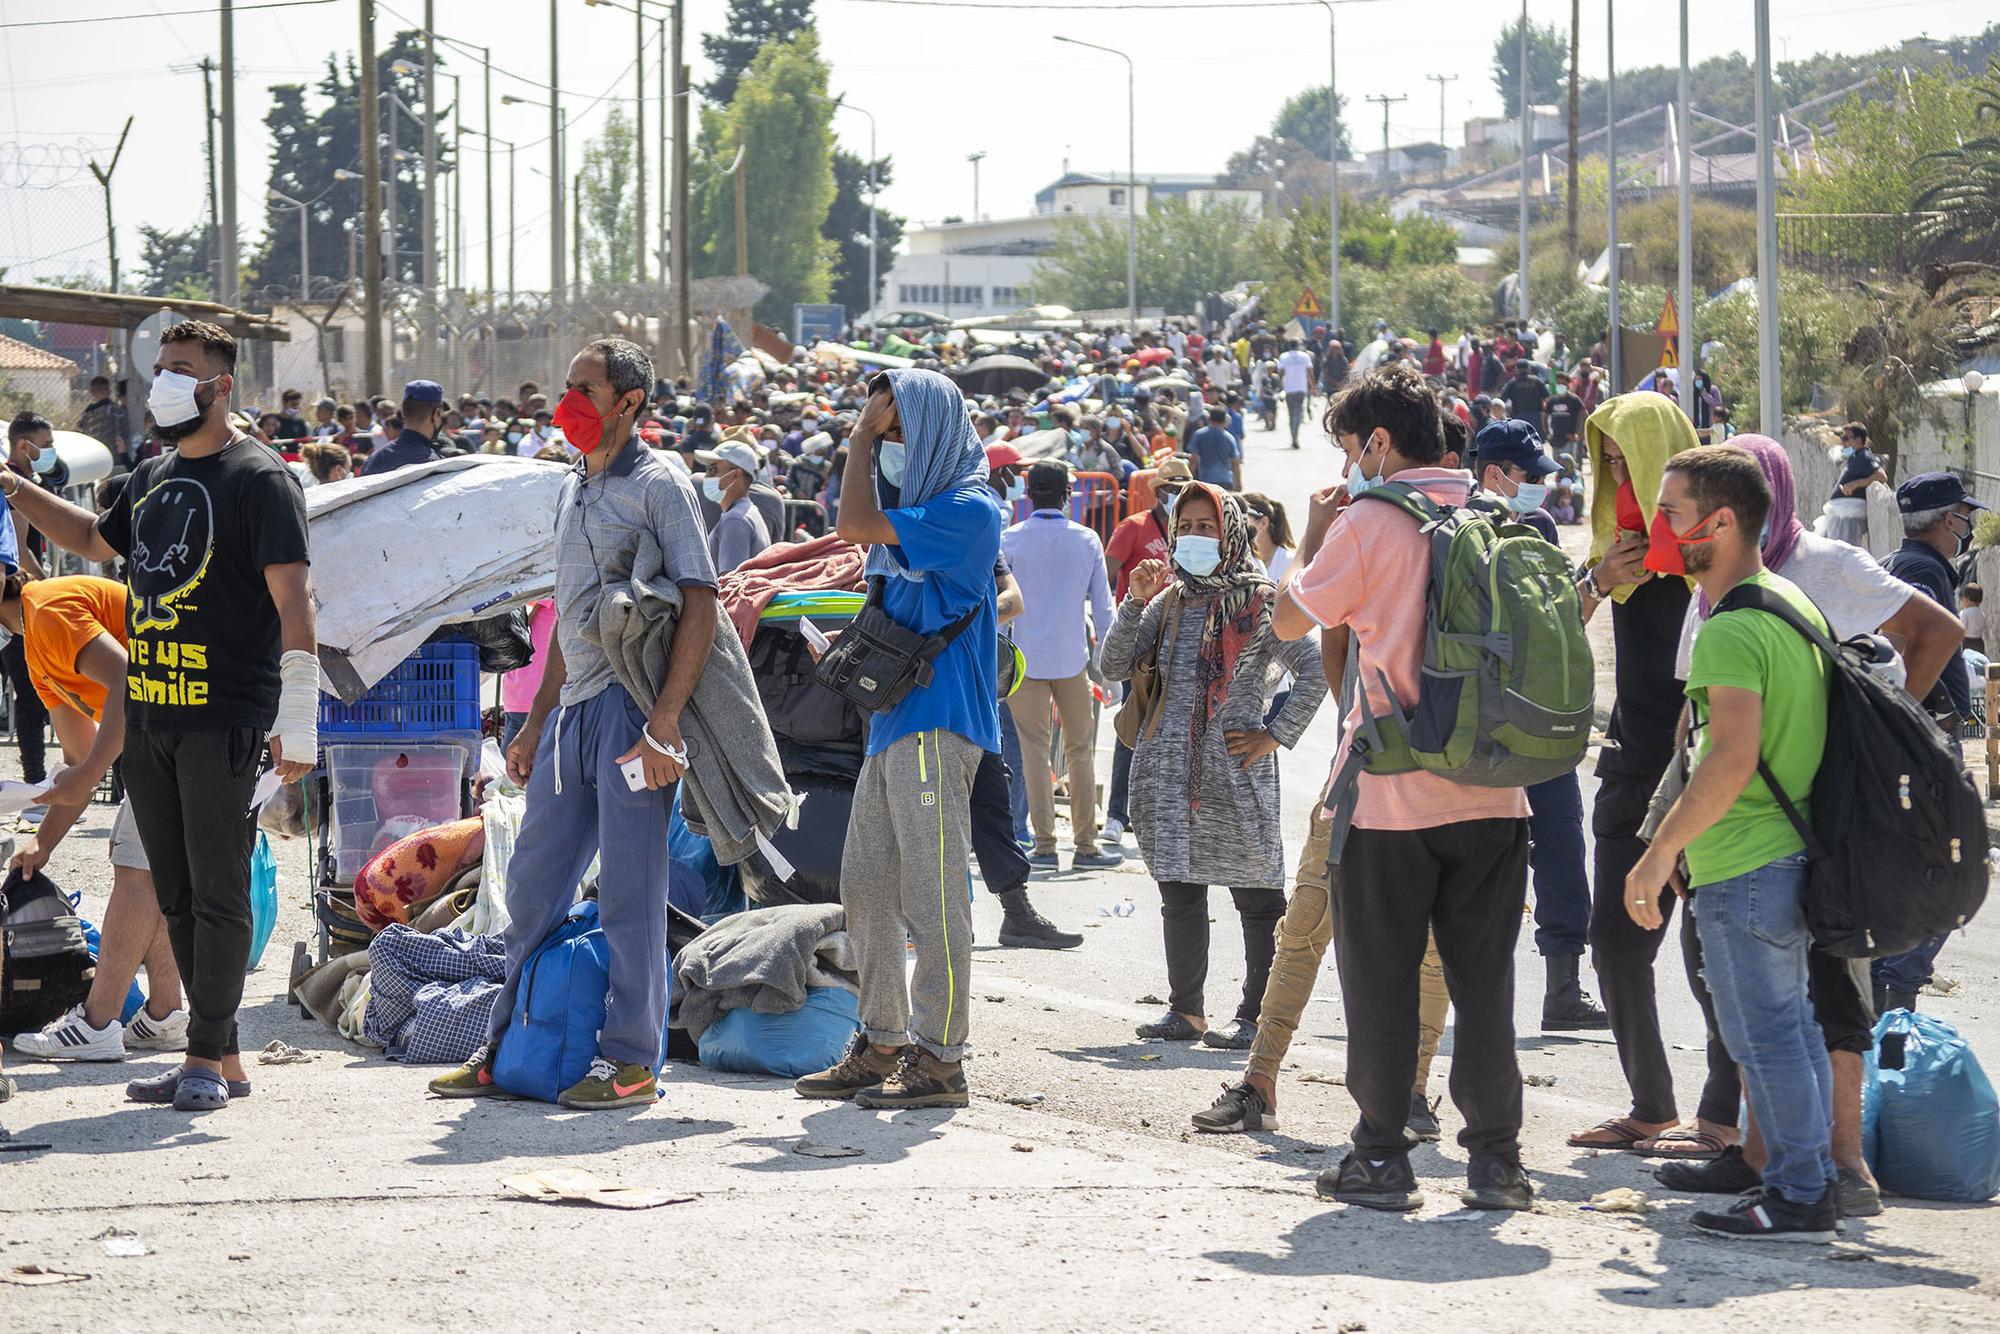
[0,333,79,415]
[878,172,1264,322]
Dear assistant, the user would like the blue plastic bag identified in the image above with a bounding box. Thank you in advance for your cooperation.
[1864,1009,2000,1202]
[668,788,744,920]
[76,916,145,1024]
[248,833,278,972]
[696,986,861,1079]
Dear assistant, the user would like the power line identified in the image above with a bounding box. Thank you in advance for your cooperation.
[0,0,335,30]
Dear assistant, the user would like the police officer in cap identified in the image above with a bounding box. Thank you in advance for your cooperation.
[361,379,446,476]
[1887,471,1986,729]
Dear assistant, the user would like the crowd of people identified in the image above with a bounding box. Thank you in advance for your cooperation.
[2,306,1982,1244]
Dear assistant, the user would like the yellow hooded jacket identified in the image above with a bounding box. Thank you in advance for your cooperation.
[1584,392,1701,604]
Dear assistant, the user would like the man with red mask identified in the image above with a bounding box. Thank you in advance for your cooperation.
[1565,392,1724,1158]
[431,337,719,1110]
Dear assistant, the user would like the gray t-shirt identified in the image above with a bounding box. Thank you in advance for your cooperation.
[554,433,718,707]
[1675,530,1913,679]
[709,495,773,574]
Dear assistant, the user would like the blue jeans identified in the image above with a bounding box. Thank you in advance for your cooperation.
[1872,934,1947,996]
[1692,853,1835,1203]
[998,706,1030,843]
[1107,736,1133,829]
[1526,771,1590,956]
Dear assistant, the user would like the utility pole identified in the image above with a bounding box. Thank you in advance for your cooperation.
[967,151,986,222]
[1753,0,1781,433]
[734,126,750,277]
[361,0,384,395]
[508,141,517,304]
[219,0,239,305]
[422,0,437,319]
[550,0,564,310]
[574,170,584,300]
[184,58,222,296]
[1425,72,1455,174]
[87,118,134,293]
[672,3,691,375]
[1366,93,1405,186]
[1605,0,1620,392]
[1567,0,1580,268]
[1677,0,1695,418]
[634,0,646,283]
[1316,0,1340,335]
[1518,0,1531,321]
[478,46,493,305]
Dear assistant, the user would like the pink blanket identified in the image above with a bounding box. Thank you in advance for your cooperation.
[716,534,866,646]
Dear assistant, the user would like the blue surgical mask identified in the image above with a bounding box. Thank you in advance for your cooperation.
[878,440,907,488]
[1506,481,1548,514]
[1173,534,1222,576]
[507,431,523,445]
[701,476,724,504]
[30,448,56,477]
[1005,477,1026,504]
[1346,437,1387,497]
[1069,428,1089,448]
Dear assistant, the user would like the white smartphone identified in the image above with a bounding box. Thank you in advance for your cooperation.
[799,616,833,655]
[621,755,648,791]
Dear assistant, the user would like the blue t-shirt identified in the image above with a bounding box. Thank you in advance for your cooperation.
[0,500,19,573]
[874,483,1003,756]
[1187,425,1240,486]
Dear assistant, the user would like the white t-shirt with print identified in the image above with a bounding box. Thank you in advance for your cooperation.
[1675,530,1914,679]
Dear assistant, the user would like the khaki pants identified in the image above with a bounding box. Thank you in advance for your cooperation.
[1247,814,1450,1094]
[1006,671,1100,854]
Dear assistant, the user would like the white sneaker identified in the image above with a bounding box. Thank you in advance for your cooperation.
[12,1005,128,1061]
[1100,817,1127,845]
[124,1008,190,1052]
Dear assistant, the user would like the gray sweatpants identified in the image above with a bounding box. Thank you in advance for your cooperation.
[840,728,982,1062]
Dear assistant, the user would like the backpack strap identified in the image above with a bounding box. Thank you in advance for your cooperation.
[1710,581,1831,859]
[1351,480,1444,528]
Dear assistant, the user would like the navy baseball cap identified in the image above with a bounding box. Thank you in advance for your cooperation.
[1895,471,1988,514]
[1473,418,1559,479]
[402,379,444,403]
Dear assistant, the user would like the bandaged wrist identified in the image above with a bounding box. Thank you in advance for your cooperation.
[272,649,321,761]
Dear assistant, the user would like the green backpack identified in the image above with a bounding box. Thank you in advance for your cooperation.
[1324,481,1595,857]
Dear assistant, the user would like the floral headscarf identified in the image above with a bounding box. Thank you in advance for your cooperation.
[1170,481,1275,811]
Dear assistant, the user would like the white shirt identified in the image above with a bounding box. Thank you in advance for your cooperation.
[1674,531,1914,679]
[1278,349,1314,394]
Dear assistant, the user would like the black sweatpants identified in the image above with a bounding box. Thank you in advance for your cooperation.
[2,636,48,784]
[1589,769,1737,1126]
[122,727,264,1060]
[1335,818,1530,1159]
[1158,881,1285,1024]
[970,748,1031,895]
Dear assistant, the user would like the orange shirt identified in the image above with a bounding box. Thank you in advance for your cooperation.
[22,575,127,720]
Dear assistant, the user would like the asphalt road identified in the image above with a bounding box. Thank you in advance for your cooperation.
[2,407,1996,1331]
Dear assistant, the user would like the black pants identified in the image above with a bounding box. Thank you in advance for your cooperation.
[970,748,1030,895]
[1589,769,1737,1125]
[2,637,48,784]
[1158,881,1285,1023]
[1334,818,1529,1159]
[122,727,263,1060]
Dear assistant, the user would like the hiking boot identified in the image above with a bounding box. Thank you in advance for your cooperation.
[1315,1151,1423,1211]
[1692,1183,1839,1242]
[1541,954,1611,1032]
[795,1033,906,1100]
[13,1005,127,1062]
[1461,1154,1535,1210]
[1191,1082,1277,1133]
[557,1057,657,1109]
[1406,1091,1442,1142]
[854,1047,968,1110]
[994,887,1084,950]
[1837,1167,1883,1218]
[1655,1144,1761,1195]
[428,1044,507,1099]
[124,1008,190,1052]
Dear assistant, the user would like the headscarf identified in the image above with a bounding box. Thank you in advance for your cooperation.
[1584,391,1700,603]
[863,367,989,584]
[1697,434,1804,616]
[1167,481,1274,812]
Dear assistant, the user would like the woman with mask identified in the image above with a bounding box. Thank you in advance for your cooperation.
[1100,482,1325,1049]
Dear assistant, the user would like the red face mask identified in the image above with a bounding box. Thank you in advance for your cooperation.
[1643,507,1722,576]
[1614,478,1645,535]
[552,387,616,455]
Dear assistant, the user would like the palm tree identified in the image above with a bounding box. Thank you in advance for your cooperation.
[1912,55,2000,260]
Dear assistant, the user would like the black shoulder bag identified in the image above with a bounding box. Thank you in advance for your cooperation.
[815,577,981,714]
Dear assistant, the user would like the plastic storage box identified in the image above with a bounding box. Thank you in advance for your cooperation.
[319,641,481,739]
[326,741,469,884]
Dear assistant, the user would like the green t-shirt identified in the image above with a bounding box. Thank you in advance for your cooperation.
[1683,569,1830,887]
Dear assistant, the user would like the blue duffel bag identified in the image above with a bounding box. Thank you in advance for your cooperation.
[491,900,671,1103]
[1863,1008,2000,1202]
[696,986,861,1079]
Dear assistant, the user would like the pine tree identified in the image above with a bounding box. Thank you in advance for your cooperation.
[701,0,815,105]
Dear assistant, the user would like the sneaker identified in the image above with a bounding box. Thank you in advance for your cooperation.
[1071,848,1125,870]
[126,1065,253,1104]
[13,1005,127,1062]
[1315,1151,1423,1211]
[1026,851,1060,871]
[1837,1167,1883,1218]
[1461,1154,1534,1210]
[1406,1091,1442,1143]
[795,1033,906,1100]
[1199,1018,1257,1050]
[1655,1144,1762,1196]
[557,1057,657,1109]
[428,1044,507,1099]
[1191,1082,1277,1133]
[854,1047,968,1110]
[124,1008,190,1052]
[1100,817,1127,844]
[1691,1183,1839,1242]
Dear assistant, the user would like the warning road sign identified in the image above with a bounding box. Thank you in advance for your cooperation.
[1659,339,1678,369]
[1293,288,1323,318]
[1656,294,1679,339]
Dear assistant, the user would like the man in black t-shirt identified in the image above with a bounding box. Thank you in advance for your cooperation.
[7,320,315,1113]
[1544,384,1584,451]
[1500,364,1549,428]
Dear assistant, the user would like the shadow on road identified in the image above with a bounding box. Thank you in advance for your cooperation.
[1207,1208,1554,1282]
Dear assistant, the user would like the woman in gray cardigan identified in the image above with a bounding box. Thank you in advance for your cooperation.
[1100,482,1325,1049]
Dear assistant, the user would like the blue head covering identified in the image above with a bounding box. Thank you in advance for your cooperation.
[864,368,989,583]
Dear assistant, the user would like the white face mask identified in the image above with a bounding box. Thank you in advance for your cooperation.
[878,440,907,488]
[701,476,725,504]
[148,369,220,428]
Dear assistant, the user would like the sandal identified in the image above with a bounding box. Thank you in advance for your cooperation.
[1566,1116,1669,1150]
[1136,1012,1204,1042]
[1634,1127,1730,1159]
[171,1067,230,1112]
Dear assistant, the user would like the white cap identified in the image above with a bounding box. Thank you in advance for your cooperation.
[694,440,761,478]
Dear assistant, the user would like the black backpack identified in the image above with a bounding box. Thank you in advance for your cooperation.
[0,868,96,1036]
[1714,583,1989,958]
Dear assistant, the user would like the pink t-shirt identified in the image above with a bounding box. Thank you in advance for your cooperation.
[1288,468,1531,832]
[500,600,557,713]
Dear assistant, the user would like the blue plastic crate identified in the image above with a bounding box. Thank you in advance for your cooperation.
[320,641,482,737]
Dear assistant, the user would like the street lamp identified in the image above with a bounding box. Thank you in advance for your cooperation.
[268,188,310,300]
[813,93,879,319]
[584,0,673,285]
[502,93,569,301]
[1053,35,1137,326]
[463,128,518,305]
[1314,0,1341,335]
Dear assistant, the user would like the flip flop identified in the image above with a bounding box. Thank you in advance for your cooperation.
[1566,1116,1666,1150]
[171,1067,230,1111]
[1634,1127,1730,1159]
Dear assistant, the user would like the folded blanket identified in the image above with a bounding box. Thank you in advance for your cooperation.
[673,903,856,1040]
[716,534,866,648]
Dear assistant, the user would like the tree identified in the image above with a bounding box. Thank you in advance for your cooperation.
[823,148,904,316]
[1791,67,1983,220]
[136,224,214,300]
[580,108,641,288]
[690,31,837,325]
[1221,86,1349,195]
[701,0,815,106]
[1270,86,1351,162]
[1492,15,1568,117]
[1029,196,1273,315]
[1913,55,2000,261]
[1255,202,1477,336]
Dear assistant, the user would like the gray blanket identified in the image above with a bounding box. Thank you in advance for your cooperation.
[584,530,793,867]
[673,904,857,1040]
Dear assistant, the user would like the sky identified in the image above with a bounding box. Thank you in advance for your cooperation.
[0,0,1990,296]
